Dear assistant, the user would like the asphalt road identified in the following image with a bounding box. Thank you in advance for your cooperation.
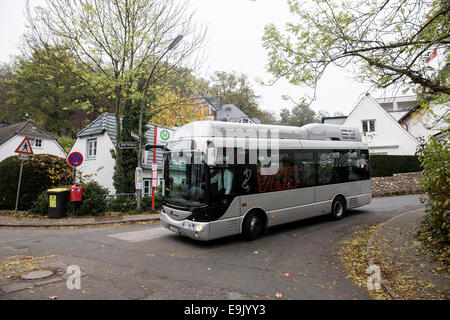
[0,194,424,300]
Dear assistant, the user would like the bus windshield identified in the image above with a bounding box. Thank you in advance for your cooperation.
[163,152,207,208]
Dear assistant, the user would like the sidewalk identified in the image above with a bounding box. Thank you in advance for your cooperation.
[0,212,160,228]
[367,209,449,300]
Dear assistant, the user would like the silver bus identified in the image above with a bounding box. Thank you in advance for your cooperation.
[159,121,371,241]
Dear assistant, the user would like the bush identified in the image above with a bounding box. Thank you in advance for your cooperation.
[369,154,422,177]
[142,194,162,211]
[106,195,136,213]
[67,181,108,216]
[29,191,49,215]
[418,137,449,245]
[0,154,72,210]
[106,194,162,213]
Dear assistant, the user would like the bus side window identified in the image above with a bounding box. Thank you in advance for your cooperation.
[294,151,315,187]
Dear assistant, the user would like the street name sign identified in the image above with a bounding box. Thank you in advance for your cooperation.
[119,142,138,149]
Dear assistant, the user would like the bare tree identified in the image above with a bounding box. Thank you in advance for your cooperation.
[26,0,206,198]
[27,0,205,126]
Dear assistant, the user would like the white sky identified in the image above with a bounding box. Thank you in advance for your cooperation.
[0,0,385,118]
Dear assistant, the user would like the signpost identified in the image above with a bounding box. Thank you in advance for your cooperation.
[14,137,34,214]
[119,142,138,149]
[130,131,140,141]
[151,127,158,210]
[67,152,84,185]
[135,167,143,190]
[151,163,158,188]
[67,152,84,168]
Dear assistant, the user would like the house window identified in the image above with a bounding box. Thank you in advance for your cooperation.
[143,179,151,195]
[29,138,43,148]
[87,138,97,158]
[362,120,376,133]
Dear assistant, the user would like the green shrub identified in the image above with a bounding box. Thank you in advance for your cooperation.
[0,154,72,210]
[418,136,449,245]
[106,195,136,212]
[142,194,162,211]
[29,191,49,215]
[67,181,108,216]
[369,154,422,177]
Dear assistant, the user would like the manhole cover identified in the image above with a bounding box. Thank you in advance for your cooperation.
[21,270,54,280]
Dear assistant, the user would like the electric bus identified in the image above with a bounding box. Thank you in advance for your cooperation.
[159,121,371,241]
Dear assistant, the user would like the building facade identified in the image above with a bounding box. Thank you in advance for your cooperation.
[0,120,66,163]
[70,113,175,194]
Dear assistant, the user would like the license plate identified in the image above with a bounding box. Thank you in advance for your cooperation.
[168,225,180,234]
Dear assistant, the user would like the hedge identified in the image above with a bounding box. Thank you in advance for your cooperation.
[369,155,422,177]
[0,154,72,210]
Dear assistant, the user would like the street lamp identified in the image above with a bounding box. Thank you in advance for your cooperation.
[136,35,184,210]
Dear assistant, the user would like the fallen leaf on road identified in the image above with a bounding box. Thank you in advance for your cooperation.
[275,292,283,298]
[253,250,259,254]
[48,296,58,300]
[284,273,293,277]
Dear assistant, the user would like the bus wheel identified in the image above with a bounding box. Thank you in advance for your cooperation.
[331,197,346,220]
[243,212,264,240]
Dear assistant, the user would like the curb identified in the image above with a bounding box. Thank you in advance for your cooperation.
[365,208,425,300]
[0,215,160,228]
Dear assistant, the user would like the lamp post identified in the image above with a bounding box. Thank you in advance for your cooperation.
[136,35,183,210]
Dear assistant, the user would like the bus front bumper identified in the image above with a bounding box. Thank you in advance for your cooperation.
[160,211,211,241]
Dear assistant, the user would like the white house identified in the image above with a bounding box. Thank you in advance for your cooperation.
[0,120,66,162]
[70,113,175,194]
[342,93,420,155]
[399,103,448,141]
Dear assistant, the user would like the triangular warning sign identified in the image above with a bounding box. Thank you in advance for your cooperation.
[15,136,34,155]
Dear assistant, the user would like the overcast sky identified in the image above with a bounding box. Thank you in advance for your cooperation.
[0,0,385,118]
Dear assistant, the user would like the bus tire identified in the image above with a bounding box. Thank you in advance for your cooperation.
[242,211,265,240]
[331,196,346,220]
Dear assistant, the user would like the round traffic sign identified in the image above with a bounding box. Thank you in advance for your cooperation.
[68,152,84,168]
[160,129,170,141]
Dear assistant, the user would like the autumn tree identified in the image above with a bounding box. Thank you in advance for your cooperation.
[0,63,18,124]
[263,0,449,105]
[26,0,206,200]
[150,91,209,127]
[7,46,100,136]
[208,71,277,124]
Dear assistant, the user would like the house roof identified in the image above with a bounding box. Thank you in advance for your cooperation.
[344,92,419,144]
[76,112,174,168]
[0,120,59,146]
[215,103,262,123]
[77,112,118,145]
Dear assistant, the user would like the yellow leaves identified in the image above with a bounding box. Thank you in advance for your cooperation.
[150,91,208,127]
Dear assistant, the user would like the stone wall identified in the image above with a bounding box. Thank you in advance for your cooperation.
[371,172,422,197]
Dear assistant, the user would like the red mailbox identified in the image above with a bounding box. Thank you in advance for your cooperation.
[70,185,83,202]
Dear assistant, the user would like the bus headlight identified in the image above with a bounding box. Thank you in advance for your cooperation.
[194,224,204,232]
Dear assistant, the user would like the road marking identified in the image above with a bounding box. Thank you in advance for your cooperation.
[109,227,172,243]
